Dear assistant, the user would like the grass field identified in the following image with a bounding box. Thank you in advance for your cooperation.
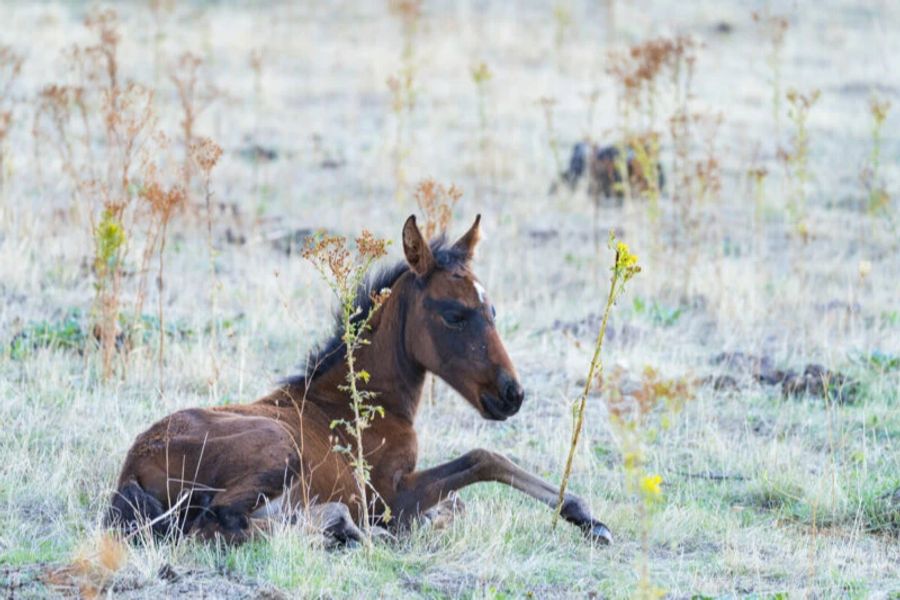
[1,1,898,598]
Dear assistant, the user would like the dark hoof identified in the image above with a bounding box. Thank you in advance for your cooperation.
[587,522,613,545]
[324,520,364,548]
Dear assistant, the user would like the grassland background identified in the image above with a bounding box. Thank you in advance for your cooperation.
[0,0,898,598]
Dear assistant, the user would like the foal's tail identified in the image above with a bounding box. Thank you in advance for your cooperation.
[105,480,174,538]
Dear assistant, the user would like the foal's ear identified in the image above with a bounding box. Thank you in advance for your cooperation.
[451,214,482,261]
[402,215,435,276]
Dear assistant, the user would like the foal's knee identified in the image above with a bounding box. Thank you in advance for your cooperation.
[464,448,509,471]
[464,448,496,467]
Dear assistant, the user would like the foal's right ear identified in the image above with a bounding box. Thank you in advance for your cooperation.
[402,215,435,276]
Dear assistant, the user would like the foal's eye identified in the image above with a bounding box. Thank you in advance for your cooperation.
[442,312,466,327]
[491,305,497,319]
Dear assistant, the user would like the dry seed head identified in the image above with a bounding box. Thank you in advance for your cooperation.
[191,137,223,173]
[304,234,353,285]
[748,167,768,181]
[0,111,10,139]
[753,12,789,46]
[414,178,462,239]
[141,164,186,218]
[356,229,389,261]
[84,9,120,51]
[608,36,696,109]
[249,47,265,73]
[603,365,693,423]
[388,0,423,23]
[64,532,127,595]
[786,88,821,111]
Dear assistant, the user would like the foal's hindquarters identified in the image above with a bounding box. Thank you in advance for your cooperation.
[107,400,364,543]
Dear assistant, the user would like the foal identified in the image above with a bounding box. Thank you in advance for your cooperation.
[108,215,612,544]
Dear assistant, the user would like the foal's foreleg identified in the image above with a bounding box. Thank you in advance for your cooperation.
[394,449,612,543]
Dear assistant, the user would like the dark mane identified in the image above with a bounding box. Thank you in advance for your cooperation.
[283,237,466,386]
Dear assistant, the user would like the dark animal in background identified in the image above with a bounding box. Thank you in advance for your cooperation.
[553,140,665,202]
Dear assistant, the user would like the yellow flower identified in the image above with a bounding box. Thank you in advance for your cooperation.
[858,260,872,279]
[639,474,663,499]
[616,242,637,267]
[623,451,641,471]
[612,238,641,281]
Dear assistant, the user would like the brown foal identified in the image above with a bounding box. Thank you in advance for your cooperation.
[107,215,612,545]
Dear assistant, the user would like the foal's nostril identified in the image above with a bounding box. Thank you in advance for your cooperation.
[503,379,525,408]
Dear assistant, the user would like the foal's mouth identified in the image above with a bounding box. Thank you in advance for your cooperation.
[479,393,518,421]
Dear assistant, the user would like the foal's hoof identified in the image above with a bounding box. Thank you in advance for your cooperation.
[308,502,364,548]
[587,522,613,545]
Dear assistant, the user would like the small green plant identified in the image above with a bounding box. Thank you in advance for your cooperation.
[554,234,641,524]
[753,12,789,137]
[389,0,421,69]
[670,112,722,297]
[191,137,224,390]
[539,97,563,176]
[779,88,821,238]
[632,296,683,327]
[9,309,87,360]
[603,365,694,598]
[860,96,891,217]
[171,52,215,195]
[471,61,492,156]
[628,133,663,222]
[148,0,174,86]
[387,0,421,203]
[581,88,600,141]
[748,165,769,227]
[139,167,186,387]
[303,230,391,539]
[94,209,128,378]
[552,3,573,69]
[0,46,23,195]
[387,71,415,202]
[34,9,159,379]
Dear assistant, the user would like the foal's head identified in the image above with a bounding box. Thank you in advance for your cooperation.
[401,215,524,421]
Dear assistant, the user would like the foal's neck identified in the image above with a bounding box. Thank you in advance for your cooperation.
[306,275,426,424]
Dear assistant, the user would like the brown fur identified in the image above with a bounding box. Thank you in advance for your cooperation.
[107,215,612,545]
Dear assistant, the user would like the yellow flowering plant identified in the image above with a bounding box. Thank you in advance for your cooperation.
[554,232,641,526]
[605,364,694,597]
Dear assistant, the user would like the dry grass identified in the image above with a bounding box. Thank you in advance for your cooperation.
[1,1,898,598]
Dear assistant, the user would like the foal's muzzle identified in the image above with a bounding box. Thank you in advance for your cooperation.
[480,372,525,421]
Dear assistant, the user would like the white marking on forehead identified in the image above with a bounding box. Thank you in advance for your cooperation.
[473,281,487,304]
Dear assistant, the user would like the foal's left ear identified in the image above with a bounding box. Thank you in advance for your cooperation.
[402,215,435,276]
[451,214,482,261]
